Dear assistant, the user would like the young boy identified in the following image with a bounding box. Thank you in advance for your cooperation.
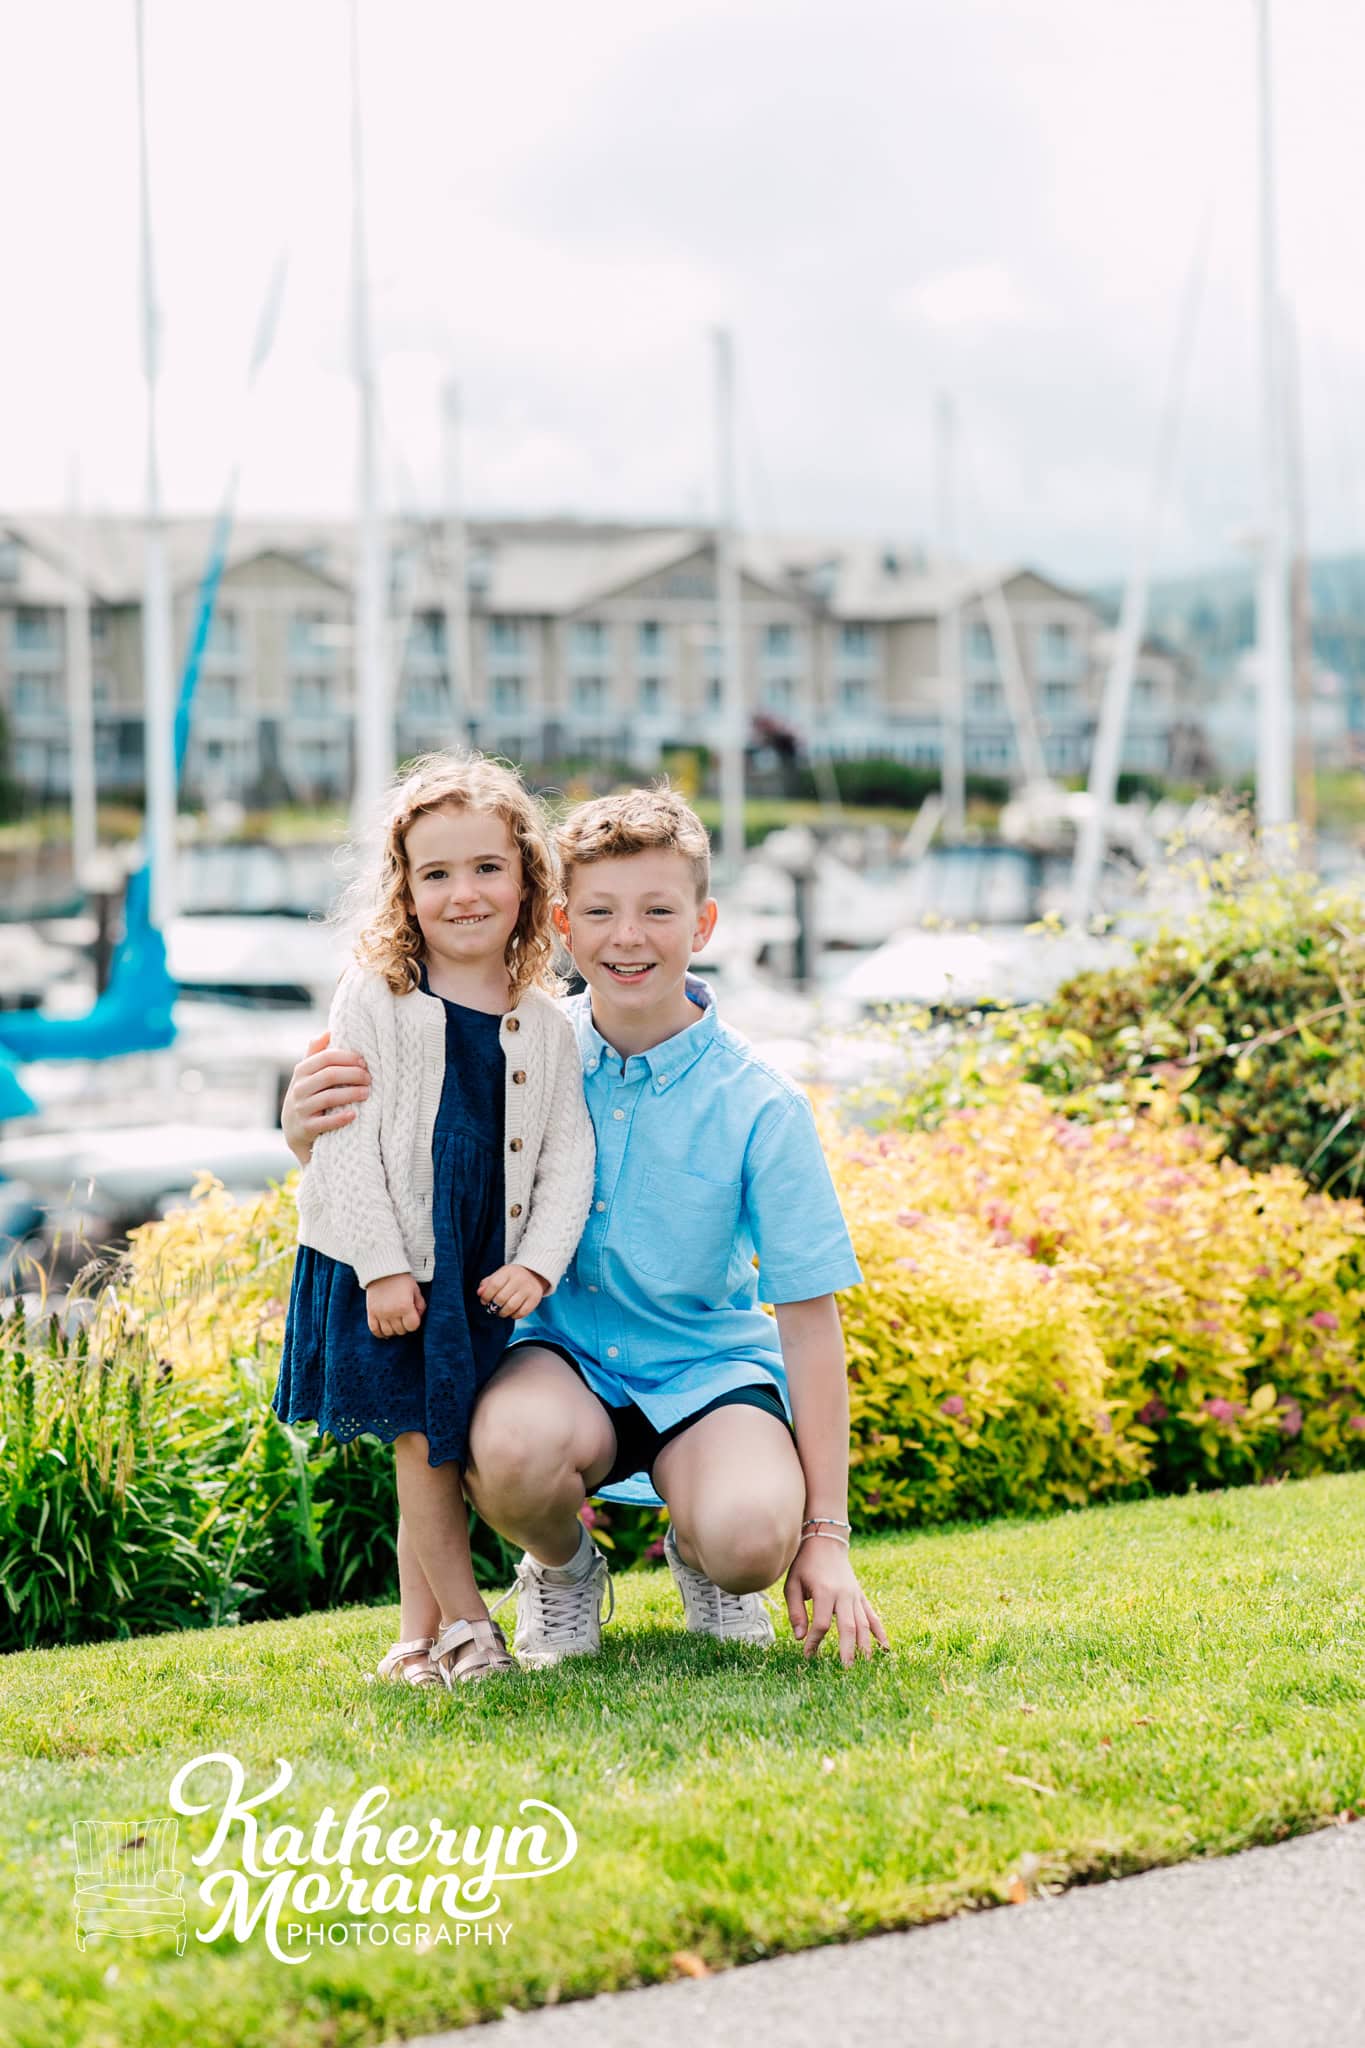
[283,788,887,1670]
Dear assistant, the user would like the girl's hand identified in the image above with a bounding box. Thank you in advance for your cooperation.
[366,1272,425,1338]
[282,1030,372,1165]
[784,1535,891,1667]
[477,1264,548,1320]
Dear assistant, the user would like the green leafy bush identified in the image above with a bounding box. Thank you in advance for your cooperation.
[1035,858,1365,1194]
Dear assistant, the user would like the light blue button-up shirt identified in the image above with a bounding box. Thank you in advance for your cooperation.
[515,977,862,1504]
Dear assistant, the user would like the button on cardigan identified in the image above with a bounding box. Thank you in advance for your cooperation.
[296,962,595,1291]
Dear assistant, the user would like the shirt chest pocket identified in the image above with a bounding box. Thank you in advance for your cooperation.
[627,1166,742,1292]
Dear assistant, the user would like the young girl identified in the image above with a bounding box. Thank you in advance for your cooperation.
[274,753,594,1686]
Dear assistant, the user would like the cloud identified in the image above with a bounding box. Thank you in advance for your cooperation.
[892,265,1044,334]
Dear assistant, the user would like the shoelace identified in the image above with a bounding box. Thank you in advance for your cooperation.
[673,1549,775,1630]
[490,1557,615,1639]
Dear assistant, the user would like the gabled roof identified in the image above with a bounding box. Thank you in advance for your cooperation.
[1,513,1096,626]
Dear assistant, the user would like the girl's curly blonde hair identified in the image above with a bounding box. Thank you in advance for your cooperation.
[347,753,561,1003]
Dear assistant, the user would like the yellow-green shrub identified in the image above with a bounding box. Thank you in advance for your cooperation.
[829,1089,1365,1507]
[96,1171,298,1385]
[834,1183,1143,1524]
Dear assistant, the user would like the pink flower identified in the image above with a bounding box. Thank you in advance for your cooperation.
[1310,1311,1340,1331]
[897,1210,925,1229]
[1204,1398,1239,1423]
[1278,1401,1303,1437]
[644,1537,666,1560]
[1349,1416,1365,1432]
[1137,1398,1168,1426]
[578,1501,598,1528]
[864,1489,882,1506]
[1094,1413,1113,1434]
[940,1395,966,1417]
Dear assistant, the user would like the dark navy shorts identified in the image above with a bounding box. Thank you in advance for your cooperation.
[501,1338,792,1493]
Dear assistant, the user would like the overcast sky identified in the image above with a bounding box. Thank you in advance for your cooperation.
[4,0,1363,583]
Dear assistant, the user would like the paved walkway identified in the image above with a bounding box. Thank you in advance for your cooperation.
[413,1822,1365,2048]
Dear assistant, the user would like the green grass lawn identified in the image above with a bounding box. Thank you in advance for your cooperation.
[5,1475,1365,2048]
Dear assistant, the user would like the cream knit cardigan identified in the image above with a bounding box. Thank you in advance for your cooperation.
[296,962,594,1290]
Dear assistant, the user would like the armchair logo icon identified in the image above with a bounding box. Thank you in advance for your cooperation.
[72,1817,187,1956]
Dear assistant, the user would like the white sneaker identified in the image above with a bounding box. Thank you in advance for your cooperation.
[496,1540,614,1670]
[664,1526,776,1646]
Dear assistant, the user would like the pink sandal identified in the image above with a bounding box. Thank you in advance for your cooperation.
[373,1636,442,1688]
[431,1616,517,1685]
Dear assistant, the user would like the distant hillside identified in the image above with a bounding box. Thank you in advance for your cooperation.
[1090,556,1365,700]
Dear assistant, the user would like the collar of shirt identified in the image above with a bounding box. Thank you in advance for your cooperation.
[570,974,718,1093]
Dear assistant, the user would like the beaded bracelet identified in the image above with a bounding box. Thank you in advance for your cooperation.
[802,1516,852,1534]
[798,1528,850,1548]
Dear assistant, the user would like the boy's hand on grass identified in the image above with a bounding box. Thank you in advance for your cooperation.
[785,1537,890,1667]
[477,1264,548,1320]
[366,1272,425,1338]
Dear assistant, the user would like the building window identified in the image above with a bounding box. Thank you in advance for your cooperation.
[765,675,794,711]
[289,612,336,662]
[971,680,1004,715]
[13,608,56,654]
[765,623,794,658]
[290,674,333,721]
[706,677,723,710]
[839,677,867,714]
[639,675,667,717]
[92,670,113,707]
[198,675,238,718]
[1042,682,1075,716]
[637,620,663,661]
[13,674,57,716]
[411,612,445,658]
[1039,622,1072,670]
[574,675,606,716]
[487,617,522,657]
[967,621,995,664]
[0,538,20,584]
[839,623,871,659]
[492,674,523,716]
[571,619,607,661]
[205,608,240,658]
[1135,673,1158,706]
[403,677,446,721]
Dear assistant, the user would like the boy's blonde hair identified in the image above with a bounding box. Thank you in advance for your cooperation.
[557,785,712,902]
[350,752,560,1001]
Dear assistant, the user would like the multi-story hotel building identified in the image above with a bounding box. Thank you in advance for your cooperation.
[0,514,1205,805]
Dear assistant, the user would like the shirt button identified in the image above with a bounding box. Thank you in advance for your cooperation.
[659,1076,671,1088]
[505,1017,520,1033]
[587,1284,599,1293]
[509,1203,522,1218]
[508,1137,523,1152]
[607,1346,619,1359]
[512,1070,526,1085]
[595,1200,606,1212]
[612,1108,625,1121]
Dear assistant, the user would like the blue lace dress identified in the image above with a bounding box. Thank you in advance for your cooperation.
[273,976,509,1468]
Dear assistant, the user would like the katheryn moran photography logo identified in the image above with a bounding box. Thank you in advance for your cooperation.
[74,1751,579,1966]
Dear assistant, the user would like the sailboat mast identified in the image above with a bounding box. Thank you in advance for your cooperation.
[1254,0,1293,838]
[349,0,390,830]
[65,466,97,881]
[934,392,965,840]
[441,379,473,746]
[713,327,745,878]
[134,0,177,931]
